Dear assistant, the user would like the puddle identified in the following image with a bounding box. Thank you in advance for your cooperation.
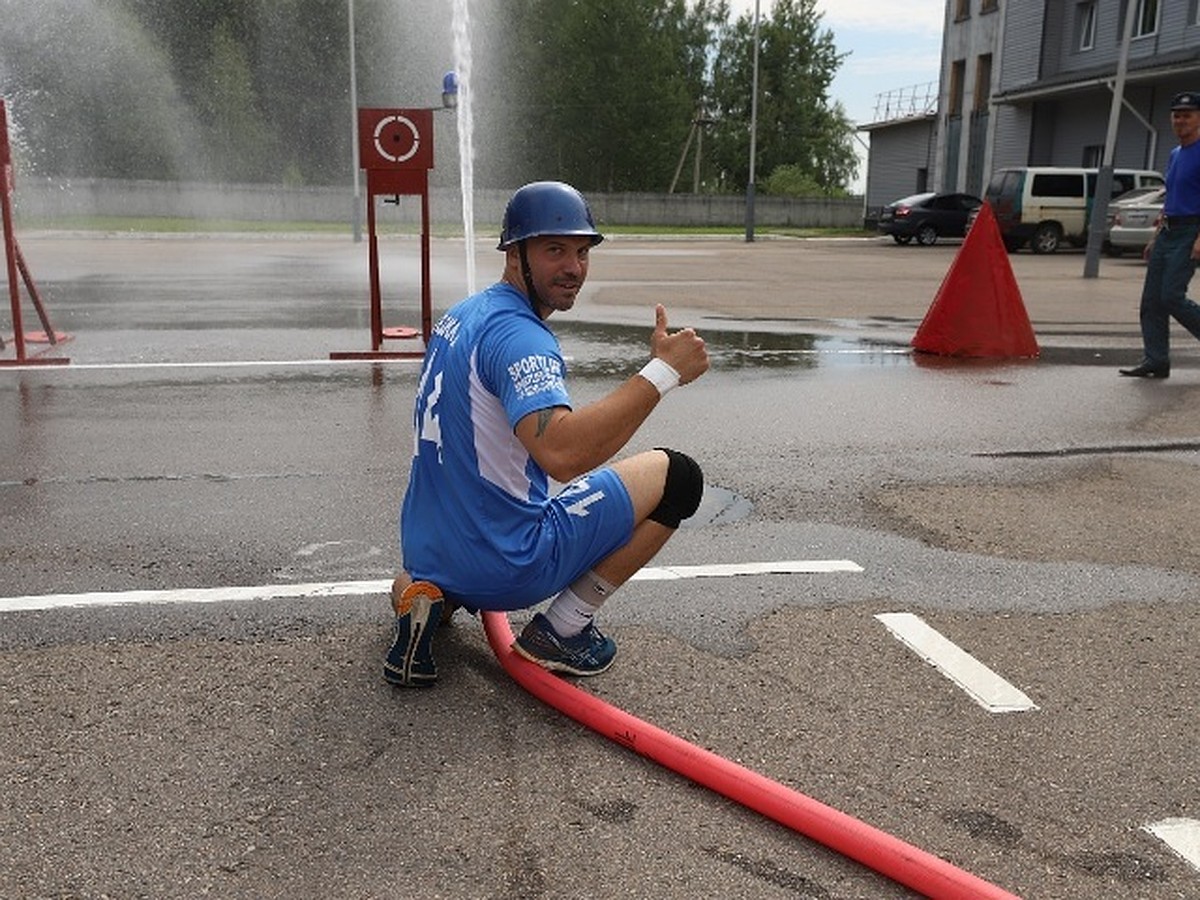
[553,319,908,376]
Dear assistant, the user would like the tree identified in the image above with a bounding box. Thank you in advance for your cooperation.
[0,0,861,193]
[198,21,273,182]
[0,0,201,179]
[494,0,723,192]
[707,0,857,194]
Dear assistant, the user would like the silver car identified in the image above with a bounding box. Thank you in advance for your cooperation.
[1104,187,1164,257]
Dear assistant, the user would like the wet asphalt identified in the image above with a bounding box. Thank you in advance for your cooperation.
[1,233,1198,899]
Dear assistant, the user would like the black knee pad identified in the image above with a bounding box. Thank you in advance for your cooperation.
[648,448,704,528]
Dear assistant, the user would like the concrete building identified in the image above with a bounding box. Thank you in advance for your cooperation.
[860,83,939,223]
[864,0,1200,219]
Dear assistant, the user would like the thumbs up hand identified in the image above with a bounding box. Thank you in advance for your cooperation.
[650,304,708,386]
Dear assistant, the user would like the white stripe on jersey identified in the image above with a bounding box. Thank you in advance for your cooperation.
[470,345,534,502]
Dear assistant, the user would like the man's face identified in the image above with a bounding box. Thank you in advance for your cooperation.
[512,235,593,317]
[1172,108,1200,143]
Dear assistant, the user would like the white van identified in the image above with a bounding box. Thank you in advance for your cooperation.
[983,166,1164,253]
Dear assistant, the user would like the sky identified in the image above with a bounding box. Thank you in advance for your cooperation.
[725,0,946,189]
[726,0,945,125]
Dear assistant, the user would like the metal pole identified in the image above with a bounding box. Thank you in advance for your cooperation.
[744,0,761,242]
[1083,0,1136,277]
[1,98,25,360]
[348,0,362,243]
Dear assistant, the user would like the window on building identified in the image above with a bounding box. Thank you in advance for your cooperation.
[981,0,999,12]
[955,0,970,22]
[1133,0,1159,37]
[949,60,965,117]
[974,54,993,111]
[1078,2,1097,50]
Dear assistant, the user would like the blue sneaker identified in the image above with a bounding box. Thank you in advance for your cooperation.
[383,581,444,687]
[513,613,617,676]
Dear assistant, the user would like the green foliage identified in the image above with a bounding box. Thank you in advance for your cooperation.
[494,0,723,192]
[0,0,201,179]
[762,163,841,198]
[0,0,860,192]
[199,22,272,182]
[708,0,858,194]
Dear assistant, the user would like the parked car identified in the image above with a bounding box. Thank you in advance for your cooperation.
[1104,187,1164,257]
[981,166,1163,253]
[877,192,983,246]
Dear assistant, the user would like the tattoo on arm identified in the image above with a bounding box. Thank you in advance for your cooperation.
[535,409,554,437]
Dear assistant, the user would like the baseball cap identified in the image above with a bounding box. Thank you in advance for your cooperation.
[1170,92,1200,111]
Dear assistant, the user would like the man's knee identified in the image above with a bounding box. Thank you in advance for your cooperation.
[647,448,703,528]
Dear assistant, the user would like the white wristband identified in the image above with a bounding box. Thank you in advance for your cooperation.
[639,358,680,397]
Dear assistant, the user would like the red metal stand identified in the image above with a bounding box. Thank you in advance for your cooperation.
[330,107,435,361]
[1,98,69,366]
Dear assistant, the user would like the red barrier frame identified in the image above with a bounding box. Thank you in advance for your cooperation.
[1,98,69,367]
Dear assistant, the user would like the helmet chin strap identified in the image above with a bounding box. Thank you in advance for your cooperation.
[517,241,544,315]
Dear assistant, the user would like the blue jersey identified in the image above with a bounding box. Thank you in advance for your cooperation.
[1164,140,1200,217]
[399,282,633,608]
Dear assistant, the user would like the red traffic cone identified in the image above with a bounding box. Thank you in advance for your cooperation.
[912,203,1039,358]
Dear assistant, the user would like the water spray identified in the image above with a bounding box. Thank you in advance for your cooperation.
[450,0,476,294]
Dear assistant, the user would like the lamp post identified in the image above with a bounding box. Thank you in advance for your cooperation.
[744,0,761,243]
[348,0,362,243]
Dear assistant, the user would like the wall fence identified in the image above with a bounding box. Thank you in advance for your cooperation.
[11,177,866,231]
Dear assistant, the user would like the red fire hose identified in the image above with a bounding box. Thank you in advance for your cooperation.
[482,611,1020,900]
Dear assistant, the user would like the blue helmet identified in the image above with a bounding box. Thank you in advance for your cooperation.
[497,181,604,249]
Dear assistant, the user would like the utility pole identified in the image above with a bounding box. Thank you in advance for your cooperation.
[1083,0,1136,277]
[744,0,761,242]
[669,108,713,194]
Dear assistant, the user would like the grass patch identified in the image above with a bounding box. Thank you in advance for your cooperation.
[600,224,873,238]
[14,215,873,240]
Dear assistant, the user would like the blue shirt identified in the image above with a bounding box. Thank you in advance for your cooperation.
[400,282,573,591]
[1163,140,1200,217]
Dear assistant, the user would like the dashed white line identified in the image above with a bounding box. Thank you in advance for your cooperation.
[1144,818,1200,873]
[875,611,1038,713]
[0,559,862,613]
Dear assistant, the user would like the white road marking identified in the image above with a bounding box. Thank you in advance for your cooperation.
[0,560,861,613]
[0,580,395,612]
[0,358,423,372]
[874,611,1038,713]
[1144,818,1200,872]
[633,559,863,579]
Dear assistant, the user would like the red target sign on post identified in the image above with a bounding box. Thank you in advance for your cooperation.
[333,108,435,360]
[357,108,433,171]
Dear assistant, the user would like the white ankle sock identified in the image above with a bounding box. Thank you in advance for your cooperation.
[543,571,616,637]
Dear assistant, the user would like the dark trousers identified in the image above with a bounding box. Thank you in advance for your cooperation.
[1139,221,1200,366]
